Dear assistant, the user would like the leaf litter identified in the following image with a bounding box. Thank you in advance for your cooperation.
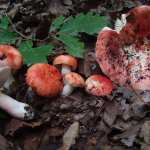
[0,0,150,150]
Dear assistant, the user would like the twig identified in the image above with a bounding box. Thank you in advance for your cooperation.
[60,93,81,102]
[95,125,113,150]
[131,86,150,106]
[3,13,32,40]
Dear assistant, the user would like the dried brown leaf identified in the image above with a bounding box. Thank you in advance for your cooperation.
[5,117,51,136]
[113,121,143,147]
[0,135,21,150]
[103,100,121,126]
[140,120,150,145]
[46,0,70,17]
[59,122,79,150]
[7,7,19,20]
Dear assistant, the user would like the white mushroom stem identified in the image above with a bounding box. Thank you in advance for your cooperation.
[61,64,72,85]
[0,92,35,120]
[3,73,15,90]
[0,64,15,90]
[61,84,75,97]
[61,64,72,75]
[0,66,11,88]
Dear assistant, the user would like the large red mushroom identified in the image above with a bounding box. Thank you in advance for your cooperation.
[96,5,150,91]
[26,63,63,98]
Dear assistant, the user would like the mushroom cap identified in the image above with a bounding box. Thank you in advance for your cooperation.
[96,5,150,91]
[26,63,63,98]
[84,75,113,96]
[0,45,23,69]
[53,55,77,71]
[0,66,11,88]
[64,72,84,87]
[119,5,150,43]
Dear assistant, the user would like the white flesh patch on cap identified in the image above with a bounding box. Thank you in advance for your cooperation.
[115,14,126,33]
[86,79,103,90]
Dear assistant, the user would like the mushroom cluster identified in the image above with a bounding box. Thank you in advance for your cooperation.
[53,55,85,97]
[96,5,150,91]
[53,55,113,97]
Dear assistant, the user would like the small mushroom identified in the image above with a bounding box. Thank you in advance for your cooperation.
[53,55,77,85]
[61,72,84,97]
[96,5,150,91]
[84,75,113,96]
[26,63,63,98]
[0,45,23,89]
[0,66,35,120]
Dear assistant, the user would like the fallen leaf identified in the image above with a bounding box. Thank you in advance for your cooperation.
[7,6,19,20]
[59,121,79,150]
[5,117,51,136]
[140,120,150,144]
[113,121,143,147]
[140,142,150,150]
[103,100,122,126]
[23,128,64,150]
[46,0,70,17]
[0,135,21,150]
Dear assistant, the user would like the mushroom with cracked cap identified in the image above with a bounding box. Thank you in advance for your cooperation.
[96,5,150,91]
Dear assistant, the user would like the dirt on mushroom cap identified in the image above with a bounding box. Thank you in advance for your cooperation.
[84,75,113,96]
[65,72,84,87]
[96,5,150,91]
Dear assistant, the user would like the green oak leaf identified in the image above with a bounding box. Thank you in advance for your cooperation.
[0,29,19,45]
[0,16,9,29]
[18,39,53,66]
[50,16,66,33]
[58,34,84,58]
[58,12,109,36]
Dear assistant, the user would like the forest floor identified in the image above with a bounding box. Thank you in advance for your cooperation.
[0,0,150,150]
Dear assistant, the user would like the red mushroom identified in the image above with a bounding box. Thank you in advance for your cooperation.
[0,45,23,69]
[96,5,150,91]
[61,72,84,97]
[84,75,113,96]
[53,55,77,85]
[0,45,23,89]
[26,63,63,98]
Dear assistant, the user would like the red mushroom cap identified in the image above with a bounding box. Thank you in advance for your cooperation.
[65,72,85,87]
[96,5,150,91]
[26,63,63,98]
[53,55,77,71]
[0,45,23,69]
[85,75,113,96]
